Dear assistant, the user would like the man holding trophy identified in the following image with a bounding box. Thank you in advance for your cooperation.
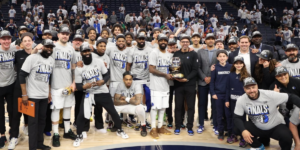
[172,34,199,136]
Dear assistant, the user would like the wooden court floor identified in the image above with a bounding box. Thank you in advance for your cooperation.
[7,98,282,150]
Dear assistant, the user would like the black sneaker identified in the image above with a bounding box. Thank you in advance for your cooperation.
[37,144,51,150]
[135,123,141,131]
[167,124,173,129]
[52,133,60,147]
[63,129,76,140]
[145,120,151,129]
[0,136,7,148]
[129,115,137,123]
[140,125,147,137]
[218,135,224,141]
[180,124,186,129]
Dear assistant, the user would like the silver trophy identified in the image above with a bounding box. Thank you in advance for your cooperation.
[170,57,184,79]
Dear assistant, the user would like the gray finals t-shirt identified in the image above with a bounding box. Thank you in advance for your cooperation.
[0,45,18,87]
[21,53,54,99]
[75,58,108,94]
[281,59,300,79]
[290,107,300,125]
[106,45,130,82]
[74,51,82,64]
[149,48,173,92]
[127,46,153,80]
[115,82,143,99]
[92,52,110,69]
[51,43,76,89]
[235,90,288,130]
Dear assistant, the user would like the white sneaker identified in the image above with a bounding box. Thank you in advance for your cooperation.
[82,132,87,139]
[8,137,18,150]
[73,135,83,147]
[96,128,107,133]
[117,129,129,139]
[22,126,28,136]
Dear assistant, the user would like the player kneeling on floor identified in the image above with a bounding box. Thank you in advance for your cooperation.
[114,71,148,137]
[73,43,128,147]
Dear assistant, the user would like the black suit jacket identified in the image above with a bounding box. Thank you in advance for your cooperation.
[251,44,278,60]
[228,49,259,75]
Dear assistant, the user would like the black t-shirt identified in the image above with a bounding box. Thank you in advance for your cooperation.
[14,50,30,91]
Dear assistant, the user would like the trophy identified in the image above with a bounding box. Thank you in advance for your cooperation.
[62,87,73,96]
[170,57,184,79]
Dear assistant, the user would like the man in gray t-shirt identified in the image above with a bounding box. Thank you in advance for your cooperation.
[234,77,300,150]
[289,107,300,150]
[280,44,300,79]
[19,39,55,150]
[0,30,18,145]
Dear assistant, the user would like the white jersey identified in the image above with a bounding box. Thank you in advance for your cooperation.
[0,45,18,87]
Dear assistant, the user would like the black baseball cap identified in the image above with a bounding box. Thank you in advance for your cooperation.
[116,34,125,40]
[285,43,299,51]
[256,50,273,60]
[153,28,161,33]
[123,71,137,79]
[158,33,168,41]
[59,25,71,33]
[0,30,12,38]
[18,26,28,32]
[80,43,91,52]
[233,56,244,63]
[96,38,107,46]
[205,33,215,40]
[228,38,237,44]
[191,32,201,38]
[76,29,84,35]
[216,50,228,57]
[168,38,177,45]
[73,34,84,41]
[180,34,191,41]
[136,32,146,39]
[252,31,262,37]
[42,39,55,47]
[21,32,33,40]
[243,77,257,87]
[275,66,289,76]
[43,29,52,35]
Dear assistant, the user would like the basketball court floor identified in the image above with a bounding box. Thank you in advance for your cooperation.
[8,97,282,150]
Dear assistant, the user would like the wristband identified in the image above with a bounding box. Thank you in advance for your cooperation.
[22,95,27,97]
[125,97,130,103]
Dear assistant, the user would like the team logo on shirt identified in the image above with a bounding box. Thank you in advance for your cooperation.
[54,51,72,69]
[247,104,270,124]
[82,68,101,85]
[157,56,171,74]
[121,89,135,98]
[112,52,127,69]
[35,64,53,83]
[0,52,15,69]
[287,68,300,79]
[133,54,148,70]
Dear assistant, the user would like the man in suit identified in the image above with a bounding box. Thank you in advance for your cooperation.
[250,31,278,60]
[228,35,259,75]
[197,33,219,135]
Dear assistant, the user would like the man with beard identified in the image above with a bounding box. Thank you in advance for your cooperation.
[127,32,153,130]
[227,38,238,53]
[114,71,148,137]
[173,34,198,136]
[197,33,219,135]
[50,26,77,147]
[250,31,277,60]
[73,44,128,147]
[233,77,300,150]
[0,30,18,148]
[280,44,300,79]
[9,33,34,150]
[106,34,131,129]
[83,27,97,50]
[148,34,173,139]
[19,39,55,150]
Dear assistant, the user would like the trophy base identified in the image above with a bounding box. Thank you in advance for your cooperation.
[172,73,184,79]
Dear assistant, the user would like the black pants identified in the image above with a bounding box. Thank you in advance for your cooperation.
[76,93,122,135]
[174,85,196,129]
[74,91,84,124]
[43,103,52,132]
[11,89,29,138]
[28,98,48,150]
[94,105,104,129]
[235,121,292,149]
[166,86,175,124]
[0,83,14,134]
